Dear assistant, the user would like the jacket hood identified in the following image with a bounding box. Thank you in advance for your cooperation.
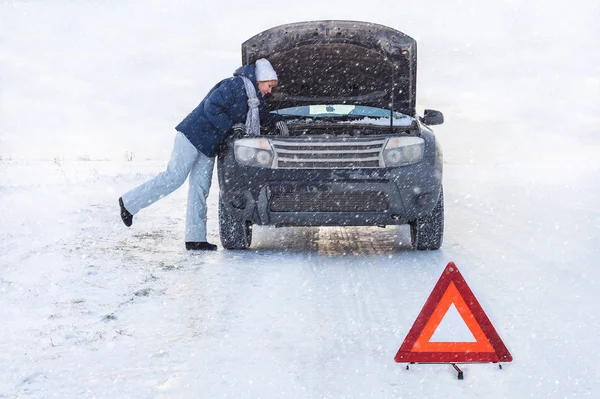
[241,20,417,115]
[233,63,263,96]
[234,64,257,81]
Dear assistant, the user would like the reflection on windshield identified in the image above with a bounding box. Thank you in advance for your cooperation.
[273,104,409,120]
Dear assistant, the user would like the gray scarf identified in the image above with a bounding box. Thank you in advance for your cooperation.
[240,76,260,136]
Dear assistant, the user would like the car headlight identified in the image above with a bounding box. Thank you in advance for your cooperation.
[234,138,274,168]
[382,137,425,167]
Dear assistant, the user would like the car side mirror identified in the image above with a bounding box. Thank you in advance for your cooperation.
[422,109,444,125]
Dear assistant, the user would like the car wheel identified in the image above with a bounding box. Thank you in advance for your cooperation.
[219,197,252,250]
[410,187,444,250]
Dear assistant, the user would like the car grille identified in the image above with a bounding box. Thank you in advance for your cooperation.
[270,191,388,212]
[270,138,386,169]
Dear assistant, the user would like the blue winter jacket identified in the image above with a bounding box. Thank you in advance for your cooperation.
[175,64,283,157]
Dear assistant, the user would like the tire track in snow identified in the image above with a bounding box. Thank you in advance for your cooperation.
[316,226,412,256]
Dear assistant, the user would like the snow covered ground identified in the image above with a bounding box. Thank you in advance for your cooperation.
[1,0,600,397]
[1,160,598,397]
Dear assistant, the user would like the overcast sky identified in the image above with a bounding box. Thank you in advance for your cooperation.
[1,0,598,164]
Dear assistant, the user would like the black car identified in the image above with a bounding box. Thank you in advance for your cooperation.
[218,20,444,250]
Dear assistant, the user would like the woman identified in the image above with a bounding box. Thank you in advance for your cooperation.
[119,58,287,250]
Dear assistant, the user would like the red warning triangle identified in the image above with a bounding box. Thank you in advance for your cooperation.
[395,262,512,363]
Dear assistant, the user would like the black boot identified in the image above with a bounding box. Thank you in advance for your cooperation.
[186,242,217,251]
[119,197,133,227]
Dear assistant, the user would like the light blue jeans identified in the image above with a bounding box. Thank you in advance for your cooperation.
[121,132,215,242]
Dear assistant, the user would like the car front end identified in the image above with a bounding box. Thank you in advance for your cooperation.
[218,116,442,228]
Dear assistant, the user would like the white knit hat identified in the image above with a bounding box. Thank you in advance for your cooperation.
[255,58,278,82]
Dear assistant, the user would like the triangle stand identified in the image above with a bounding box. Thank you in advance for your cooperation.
[405,362,503,380]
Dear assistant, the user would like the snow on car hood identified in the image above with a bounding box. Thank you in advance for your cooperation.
[242,21,418,116]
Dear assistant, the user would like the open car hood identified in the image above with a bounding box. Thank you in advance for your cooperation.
[242,21,417,116]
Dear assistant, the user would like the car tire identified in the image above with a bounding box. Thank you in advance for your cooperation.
[219,197,252,250]
[410,187,444,250]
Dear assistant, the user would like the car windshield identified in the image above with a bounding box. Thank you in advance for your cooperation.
[273,104,412,125]
[276,104,408,119]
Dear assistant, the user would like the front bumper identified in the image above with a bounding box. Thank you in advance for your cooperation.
[218,147,442,227]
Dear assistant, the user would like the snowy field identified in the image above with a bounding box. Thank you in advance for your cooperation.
[1,0,600,397]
